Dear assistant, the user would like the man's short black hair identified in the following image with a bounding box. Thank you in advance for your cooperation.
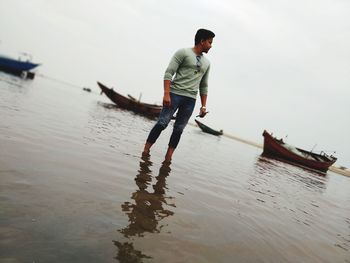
[195,29,215,45]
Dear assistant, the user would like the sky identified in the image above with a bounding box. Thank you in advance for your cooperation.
[0,0,349,167]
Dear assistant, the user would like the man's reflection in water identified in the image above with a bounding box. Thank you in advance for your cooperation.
[113,155,174,262]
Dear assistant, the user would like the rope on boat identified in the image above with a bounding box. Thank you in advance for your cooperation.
[36,73,97,94]
[36,73,81,88]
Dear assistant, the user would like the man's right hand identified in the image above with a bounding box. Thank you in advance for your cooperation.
[163,94,171,107]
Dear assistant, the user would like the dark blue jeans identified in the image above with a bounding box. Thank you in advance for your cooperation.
[146,93,196,148]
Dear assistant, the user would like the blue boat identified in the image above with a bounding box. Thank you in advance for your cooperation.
[0,54,40,76]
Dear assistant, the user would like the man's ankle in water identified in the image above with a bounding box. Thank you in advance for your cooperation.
[164,147,175,163]
[143,142,153,155]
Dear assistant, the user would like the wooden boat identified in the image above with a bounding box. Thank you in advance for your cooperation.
[262,130,337,173]
[195,119,223,136]
[0,54,40,76]
[97,81,162,119]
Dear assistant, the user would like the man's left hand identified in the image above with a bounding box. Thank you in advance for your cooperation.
[199,107,207,118]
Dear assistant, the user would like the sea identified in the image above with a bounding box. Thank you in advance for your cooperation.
[1,72,349,263]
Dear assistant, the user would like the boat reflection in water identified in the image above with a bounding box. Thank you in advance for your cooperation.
[113,155,174,262]
[253,156,328,193]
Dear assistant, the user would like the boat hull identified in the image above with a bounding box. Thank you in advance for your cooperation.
[262,130,336,173]
[0,56,39,74]
[97,82,162,119]
[195,119,223,136]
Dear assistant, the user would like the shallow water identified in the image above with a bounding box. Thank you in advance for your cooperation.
[1,73,349,262]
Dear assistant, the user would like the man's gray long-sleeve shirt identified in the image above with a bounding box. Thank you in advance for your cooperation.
[164,48,210,99]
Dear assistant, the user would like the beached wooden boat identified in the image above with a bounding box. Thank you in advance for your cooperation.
[0,54,40,77]
[195,119,223,136]
[97,81,162,119]
[262,130,337,173]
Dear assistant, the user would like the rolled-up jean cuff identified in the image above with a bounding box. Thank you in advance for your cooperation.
[168,131,182,148]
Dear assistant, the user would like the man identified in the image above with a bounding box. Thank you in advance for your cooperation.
[143,28,215,162]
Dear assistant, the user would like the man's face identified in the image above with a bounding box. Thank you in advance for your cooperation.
[201,38,213,53]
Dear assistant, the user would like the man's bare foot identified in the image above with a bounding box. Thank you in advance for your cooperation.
[143,142,152,155]
[163,157,172,164]
[162,159,171,166]
[142,151,150,158]
[164,147,175,163]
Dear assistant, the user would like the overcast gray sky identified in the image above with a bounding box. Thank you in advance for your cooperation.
[1,0,349,166]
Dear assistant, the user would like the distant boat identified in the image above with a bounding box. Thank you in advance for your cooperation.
[97,81,162,119]
[0,54,40,77]
[262,130,337,173]
[195,119,223,136]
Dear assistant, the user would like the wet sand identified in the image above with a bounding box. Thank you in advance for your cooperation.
[1,73,350,262]
[328,166,350,177]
